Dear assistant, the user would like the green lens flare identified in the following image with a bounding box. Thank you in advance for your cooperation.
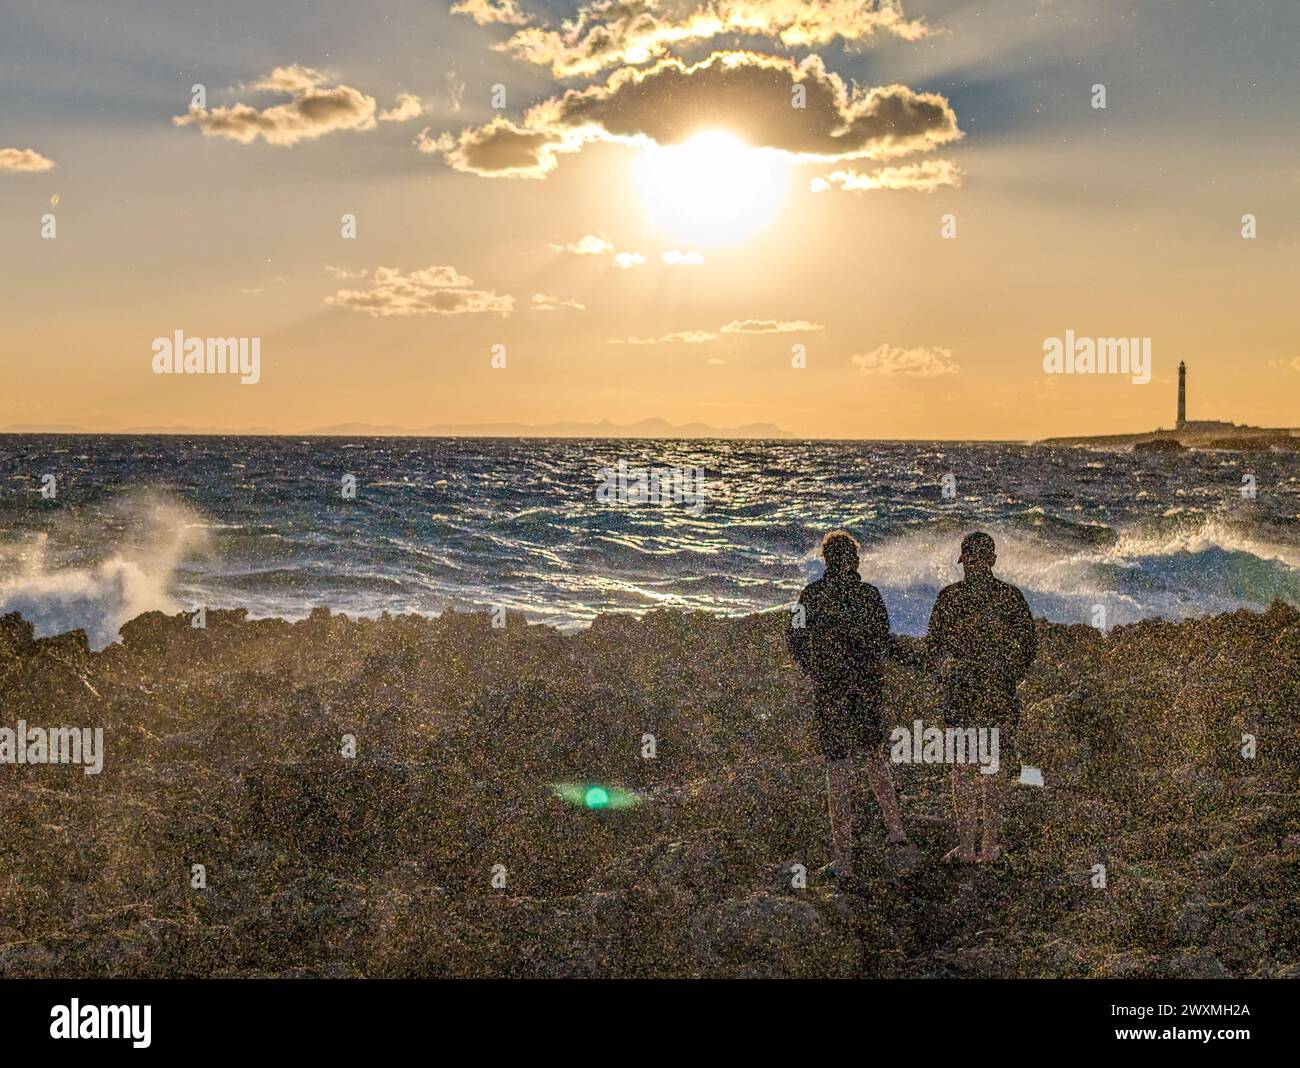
[552,783,641,810]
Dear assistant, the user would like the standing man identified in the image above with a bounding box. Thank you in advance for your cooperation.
[927,532,1036,864]
[788,530,909,880]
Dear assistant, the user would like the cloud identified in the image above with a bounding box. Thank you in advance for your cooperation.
[379,93,426,122]
[531,292,586,311]
[613,251,647,268]
[246,65,326,94]
[550,52,958,158]
[446,70,467,112]
[451,0,532,26]
[852,344,957,376]
[811,158,963,194]
[662,249,704,266]
[720,318,822,333]
[610,330,719,344]
[497,0,930,79]
[1267,357,1300,373]
[325,265,369,279]
[433,51,959,178]
[325,265,513,317]
[551,232,615,255]
[609,316,821,343]
[418,116,579,178]
[0,148,55,172]
[174,65,378,146]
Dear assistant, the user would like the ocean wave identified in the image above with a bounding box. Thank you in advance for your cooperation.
[2,440,1297,645]
[0,492,210,649]
[854,512,1300,634]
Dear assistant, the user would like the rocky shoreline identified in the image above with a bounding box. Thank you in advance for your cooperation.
[1,602,1297,977]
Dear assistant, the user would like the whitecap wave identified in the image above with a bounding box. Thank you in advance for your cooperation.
[0,492,210,649]
[853,513,1300,634]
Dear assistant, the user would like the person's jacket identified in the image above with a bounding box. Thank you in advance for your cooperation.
[787,566,891,692]
[927,575,1036,716]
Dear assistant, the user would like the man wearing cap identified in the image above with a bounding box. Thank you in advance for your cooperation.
[788,529,909,880]
[927,532,1036,864]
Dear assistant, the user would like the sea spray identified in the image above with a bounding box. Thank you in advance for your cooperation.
[0,490,210,649]
[1,438,1297,636]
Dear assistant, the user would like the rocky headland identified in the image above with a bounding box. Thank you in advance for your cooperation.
[1,602,1297,977]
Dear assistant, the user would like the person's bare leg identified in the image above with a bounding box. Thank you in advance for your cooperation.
[978,770,1008,862]
[943,765,979,863]
[826,758,854,875]
[861,749,907,843]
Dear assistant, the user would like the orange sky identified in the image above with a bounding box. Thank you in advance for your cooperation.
[2,0,1298,439]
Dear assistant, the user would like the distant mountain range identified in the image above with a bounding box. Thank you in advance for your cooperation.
[1,418,793,440]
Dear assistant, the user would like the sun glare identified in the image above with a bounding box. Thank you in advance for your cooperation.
[633,130,789,247]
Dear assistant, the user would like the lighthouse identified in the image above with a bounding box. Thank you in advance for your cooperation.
[1177,361,1186,429]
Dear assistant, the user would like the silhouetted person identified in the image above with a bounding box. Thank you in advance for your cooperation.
[927,532,1036,864]
[788,530,908,879]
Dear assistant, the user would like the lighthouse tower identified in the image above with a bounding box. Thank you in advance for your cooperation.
[1177,361,1186,429]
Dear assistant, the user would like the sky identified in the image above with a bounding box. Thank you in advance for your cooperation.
[1,0,1298,439]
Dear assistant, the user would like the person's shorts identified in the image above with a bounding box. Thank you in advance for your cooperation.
[813,685,884,761]
[941,692,1020,767]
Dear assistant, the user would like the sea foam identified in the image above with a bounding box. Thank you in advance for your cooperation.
[0,492,209,650]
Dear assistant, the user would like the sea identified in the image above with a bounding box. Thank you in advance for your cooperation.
[1,434,1298,649]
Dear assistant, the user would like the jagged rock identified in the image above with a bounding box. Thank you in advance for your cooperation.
[0,941,59,978]
[119,610,186,652]
[32,628,90,659]
[690,895,860,977]
[0,611,35,654]
[1096,950,1163,978]
[1170,950,1229,978]
[0,603,1295,976]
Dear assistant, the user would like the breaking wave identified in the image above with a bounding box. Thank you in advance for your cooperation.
[857,513,1300,633]
[0,492,210,649]
[0,436,1296,642]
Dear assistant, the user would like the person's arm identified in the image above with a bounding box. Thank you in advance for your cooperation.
[924,589,953,677]
[866,586,891,661]
[1011,589,1037,680]
[786,588,813,673]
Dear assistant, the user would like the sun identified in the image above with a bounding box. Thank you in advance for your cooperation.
[633,130,790,247]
